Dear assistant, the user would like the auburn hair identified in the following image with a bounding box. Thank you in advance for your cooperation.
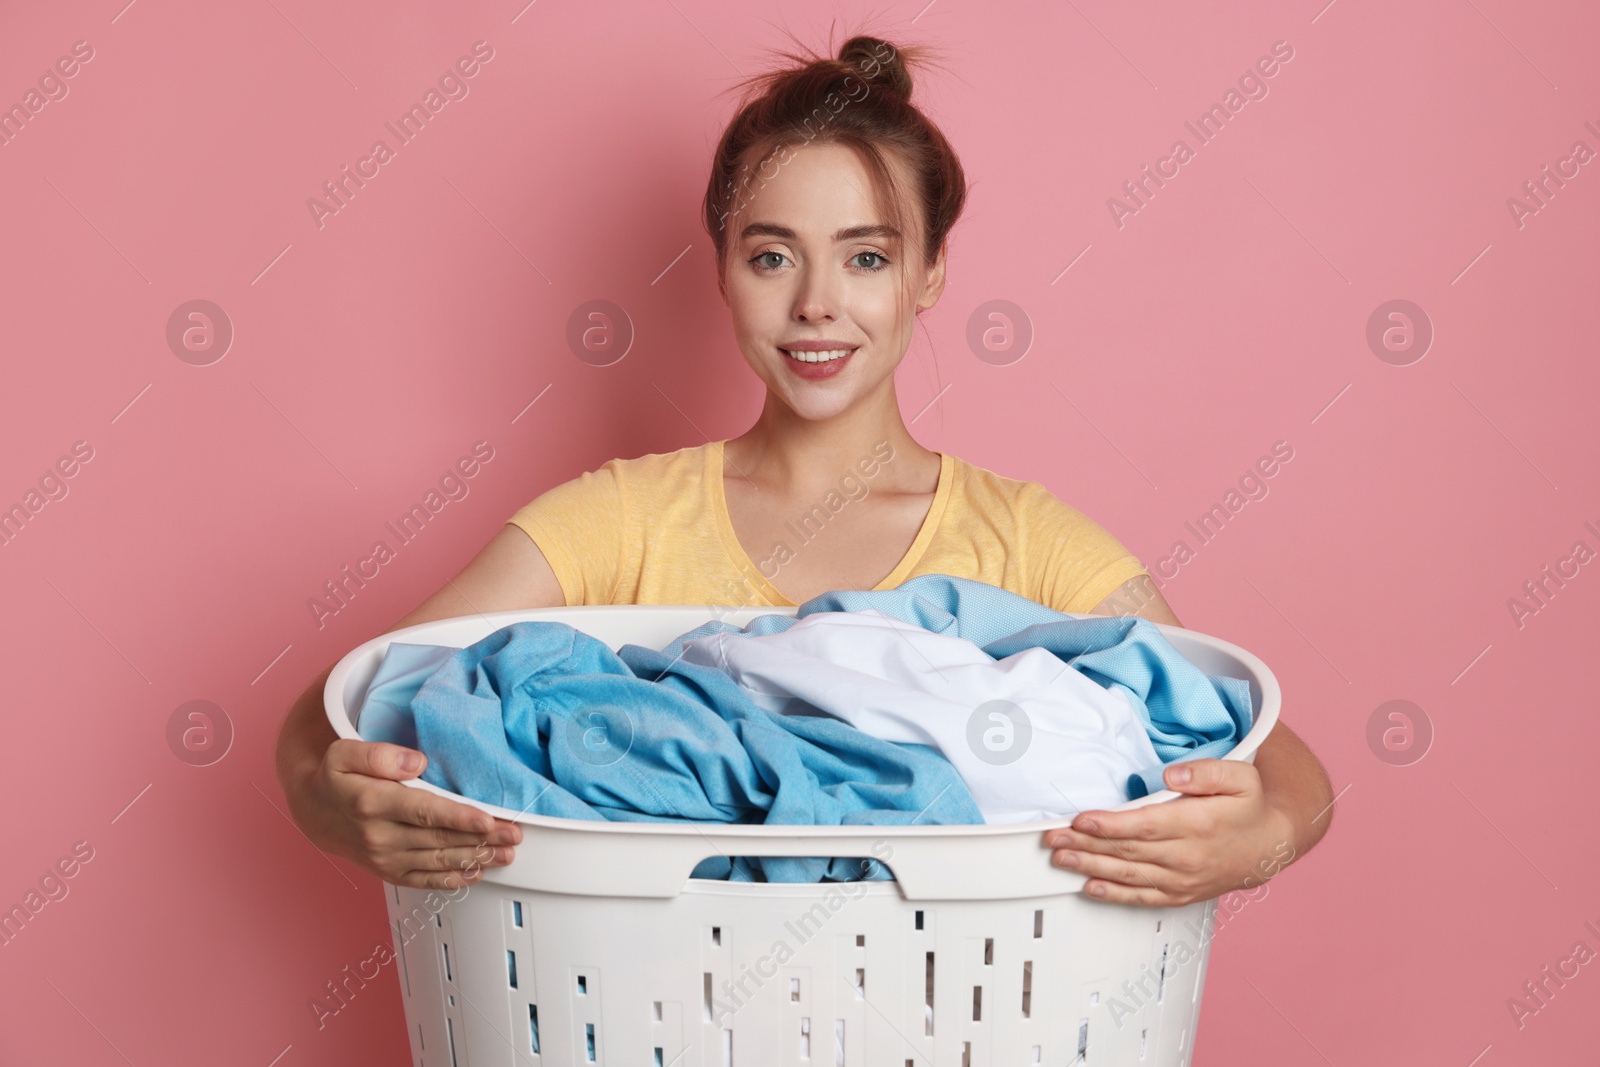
[701,29,967,312]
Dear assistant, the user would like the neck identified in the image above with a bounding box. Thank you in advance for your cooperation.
[726,388,934,497]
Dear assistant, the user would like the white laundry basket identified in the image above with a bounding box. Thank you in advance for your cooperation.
[325,605,1281,1067]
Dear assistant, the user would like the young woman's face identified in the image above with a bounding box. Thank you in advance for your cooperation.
[721,141,946,422]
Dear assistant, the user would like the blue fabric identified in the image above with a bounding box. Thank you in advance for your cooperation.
[357,643,456,752]
[657,574,1255,799]
[360,625,984,884]
[355,573,1255,883]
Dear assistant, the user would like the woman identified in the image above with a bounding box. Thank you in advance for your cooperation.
[276,32,1334,906]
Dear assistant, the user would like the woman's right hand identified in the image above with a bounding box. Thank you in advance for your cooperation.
[278,523,559,890]
[297,736,523,890]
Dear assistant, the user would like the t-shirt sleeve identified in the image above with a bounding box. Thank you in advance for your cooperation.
[505,460,626,607]
[1024,483,1150,615]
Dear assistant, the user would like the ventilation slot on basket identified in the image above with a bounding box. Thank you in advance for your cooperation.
[961,1042,971,1066]
[983,938,993,965]
[585,1021,596,1062]
[972,985,982,1022]
[835,1019,845,1065]
[854,968,865,999]
[654,1047,664,1066]
[799,1016,810,1058]
[790,978,801,1001]
[446,1016,459,1067]
[924,951,935,1035]
[1031,1045,1041,1064]
[1156,942,1169,1003]
[914,910,924,931]
[442,942,453,983]
[722,1026,732,1066]
[1021,961,1032,1017]
[577,974,588,995]
[528,1004,540,1054]
[1139,1026,1148,1059]
[512,900,523,927]
[507,950,519,989]
[1034,908,1044,938]
[1077,1017,1089,1060]
[856,933,865,946]
[711,925,721,946]
[703,973,713,1021]
[653,1000,663,1021]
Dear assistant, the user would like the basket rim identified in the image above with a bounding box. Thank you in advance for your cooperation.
[325,603,1282,836]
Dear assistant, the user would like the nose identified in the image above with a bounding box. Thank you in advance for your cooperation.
[792,267,838,323]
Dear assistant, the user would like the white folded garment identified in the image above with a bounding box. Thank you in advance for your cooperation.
[679,608,1163,822]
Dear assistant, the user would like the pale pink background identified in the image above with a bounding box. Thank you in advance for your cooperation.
[2,0,1597,1063]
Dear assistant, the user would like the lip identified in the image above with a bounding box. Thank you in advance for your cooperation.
[779,341,860,352]
[779,345,854,380]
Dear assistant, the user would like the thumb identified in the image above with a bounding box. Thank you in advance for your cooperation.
[1161,757,1235,796]
[329,738,427,781]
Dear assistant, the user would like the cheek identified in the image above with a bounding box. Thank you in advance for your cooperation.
[856,287,911,340]
[728,280,786,336]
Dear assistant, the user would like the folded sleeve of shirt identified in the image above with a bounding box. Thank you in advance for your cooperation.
[505,459,627,606]
[1021,481,1151,615]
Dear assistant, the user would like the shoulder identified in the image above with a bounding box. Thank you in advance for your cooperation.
[943,452,1146,611]
[536,440,711,494]
[944,452,1090,528]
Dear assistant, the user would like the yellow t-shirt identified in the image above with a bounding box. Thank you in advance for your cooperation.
[506,439,1149,615]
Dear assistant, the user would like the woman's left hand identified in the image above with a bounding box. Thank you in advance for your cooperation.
[1041,758,1296,907]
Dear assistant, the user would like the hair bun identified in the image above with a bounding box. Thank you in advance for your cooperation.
[837,36,912,101]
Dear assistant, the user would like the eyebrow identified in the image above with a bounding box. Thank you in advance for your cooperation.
[739,222,902,243]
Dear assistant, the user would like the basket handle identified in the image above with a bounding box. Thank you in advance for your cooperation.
[478,804,1176,901]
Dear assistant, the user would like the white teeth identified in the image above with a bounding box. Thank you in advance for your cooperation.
[782,348,853,363]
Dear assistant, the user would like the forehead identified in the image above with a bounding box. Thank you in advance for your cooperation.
[732,142,911,241]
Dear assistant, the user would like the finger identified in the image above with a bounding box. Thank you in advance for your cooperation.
[1048,806,1191,849]
[1047,825,1168,863]
[399,842,513,876]
[1162,757,1256,798]
[394,789,503,839]
[327,738,429,782]
[1050,846,1177,900]
[1078,876,1186,907]
[387,821,512,852]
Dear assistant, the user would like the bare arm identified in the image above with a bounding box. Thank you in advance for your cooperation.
[1029,572,1336,907]
[274,523,564,889]
[1083,572,1335,859]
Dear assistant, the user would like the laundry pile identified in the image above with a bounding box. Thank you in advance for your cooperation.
[355,574,1254,883]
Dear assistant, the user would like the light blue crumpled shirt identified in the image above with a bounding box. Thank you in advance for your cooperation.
[359,625,982,884]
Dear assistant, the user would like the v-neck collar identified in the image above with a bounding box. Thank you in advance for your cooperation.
[708,439,953,607]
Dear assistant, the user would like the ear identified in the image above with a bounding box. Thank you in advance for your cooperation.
[917,240,948,311]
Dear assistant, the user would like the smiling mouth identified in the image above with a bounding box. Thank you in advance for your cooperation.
[780,348,855,363]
